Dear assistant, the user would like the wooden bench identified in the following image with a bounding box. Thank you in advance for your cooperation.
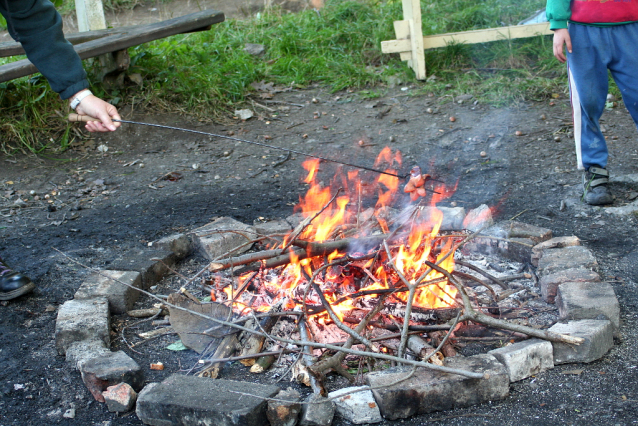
[0,9,225,83]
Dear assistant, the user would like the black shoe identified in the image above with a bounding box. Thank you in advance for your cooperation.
[583,166,613,206]
[0,257,35,301]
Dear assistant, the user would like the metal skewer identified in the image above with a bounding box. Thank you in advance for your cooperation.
[68,113,442,193]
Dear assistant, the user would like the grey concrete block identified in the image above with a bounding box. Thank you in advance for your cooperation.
[190,217,257,260]
[328,386,382,424]
[300,394,335,426]
[152,233,192,259]
[489,339,554,382]
[253,219,293,236]
[55,297,110,356]
[366,354,509,420]
[463,204,493,232]
[74,270,142,314]
[556,282,620,330]
[109,249,177,290]
[537,246,598,276]
[548,320,614,364]
[136,374,279,426]
[65,339,111,370]
[531,236,581,267]
[539,267,601,303]
[80,350,144,402]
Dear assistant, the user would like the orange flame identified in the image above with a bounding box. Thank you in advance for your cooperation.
[215,147,461,318]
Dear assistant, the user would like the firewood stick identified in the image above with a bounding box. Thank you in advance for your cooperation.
[423,260,585,346]
[298,319,326,395]
[211,247,300,271]
[250,353,276,373]
[455,260,509,290]
[453,271,498,302]
[310,295,387,377]
[238,304,282,366]
[197,334,239,379]
[311,282,378,351]
[232,234,388,276]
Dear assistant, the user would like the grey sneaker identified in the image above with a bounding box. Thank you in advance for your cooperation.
[583,166,613,205]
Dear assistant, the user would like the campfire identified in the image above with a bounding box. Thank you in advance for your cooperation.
[162,147,582,393]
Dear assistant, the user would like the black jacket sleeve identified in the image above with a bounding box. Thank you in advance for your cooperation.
[0,0,89,99]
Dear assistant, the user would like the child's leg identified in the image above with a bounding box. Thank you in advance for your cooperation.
[567,23,610,170]
[608,22,638,130]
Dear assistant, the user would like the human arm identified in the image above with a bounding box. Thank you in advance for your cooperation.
[546,0,572,62]
[0,0,88,99]
[552,28,572,63]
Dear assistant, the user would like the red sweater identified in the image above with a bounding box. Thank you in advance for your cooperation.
[571,0,638,24]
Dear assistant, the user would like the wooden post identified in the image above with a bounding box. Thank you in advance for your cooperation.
[74,0,107,32]
[74,0,130,84]
[393,0,426,80]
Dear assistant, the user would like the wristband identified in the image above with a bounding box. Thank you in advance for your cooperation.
[70,90,92,110]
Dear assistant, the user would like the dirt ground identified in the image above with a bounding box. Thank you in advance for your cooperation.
[2,3,638,426]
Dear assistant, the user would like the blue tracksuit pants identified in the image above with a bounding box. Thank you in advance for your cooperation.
[567,22,638,170]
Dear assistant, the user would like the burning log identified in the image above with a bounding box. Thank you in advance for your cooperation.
[407,336,444,366]
[237,303,283,366]
[231,234,389,276]
[297,319,326,395]
[197,334,240,379]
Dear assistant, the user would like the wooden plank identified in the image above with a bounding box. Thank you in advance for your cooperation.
[0,9,225,83]
[0,22,216,58]
[382,22,552,54]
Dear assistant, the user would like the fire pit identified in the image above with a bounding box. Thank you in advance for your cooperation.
[55,146,618,425]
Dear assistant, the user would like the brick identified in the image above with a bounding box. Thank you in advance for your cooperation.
[55,297,110,356]
[556,282,620,330]
[267,388,301,426]
[366,354,509,420]
[489,339,554,382]
[152,233,192,259]
[300,394,336,426]
[531,236,581,267]
[74,270,142,314]
[548,320,614,364]
[65,339,111,370]
[539,268,601,303]
[328,386,382,424]
[136,374,279,426]
[190,217,257,260]
[537,246,598,276]
[80,350,144,402]
[103,383,137,412]
[109,249,177,289]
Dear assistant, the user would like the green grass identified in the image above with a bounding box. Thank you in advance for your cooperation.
[1,0,574,153]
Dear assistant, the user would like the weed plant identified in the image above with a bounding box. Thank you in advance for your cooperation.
[0,0,585,153]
